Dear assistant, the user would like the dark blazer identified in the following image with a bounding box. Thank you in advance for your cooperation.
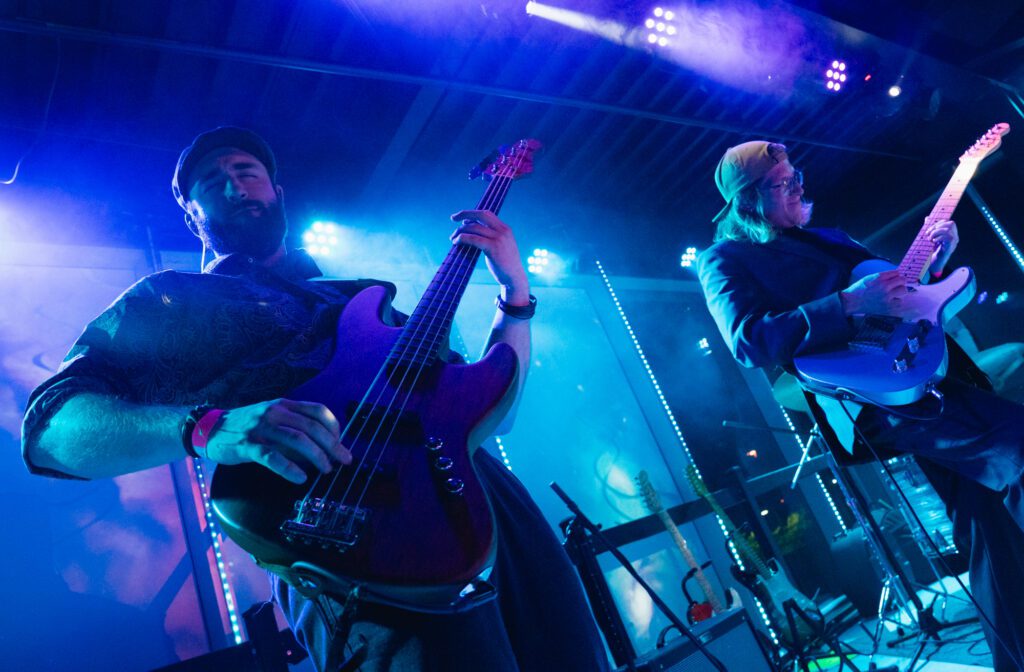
[697,227,876,371]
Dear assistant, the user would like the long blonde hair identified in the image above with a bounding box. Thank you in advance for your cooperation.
[713,184,813,243]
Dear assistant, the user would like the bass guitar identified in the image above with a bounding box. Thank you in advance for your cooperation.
[684,465,817,644]
[210,139,542,612]
[794,123,1009,406]
[636,470,730,624]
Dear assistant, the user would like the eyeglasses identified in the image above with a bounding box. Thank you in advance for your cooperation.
[760,169,803,195]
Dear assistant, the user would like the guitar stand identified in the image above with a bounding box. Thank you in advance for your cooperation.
[779,598,864,672]
[819,441,977,671]
[549,482,730,672]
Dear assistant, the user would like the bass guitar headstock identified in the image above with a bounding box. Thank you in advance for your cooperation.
[469,139,543,182]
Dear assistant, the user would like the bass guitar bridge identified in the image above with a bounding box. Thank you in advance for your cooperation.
[281,498,368,552]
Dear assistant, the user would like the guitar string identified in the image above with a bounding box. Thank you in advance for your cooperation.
[329,171,512,504]
[292,180,499,510]
[295,226,485,515]
[346,156,524,512]
[330,242,482,505]
[297,148,523,520]
[307,220,485,507]
[854,158,973,345]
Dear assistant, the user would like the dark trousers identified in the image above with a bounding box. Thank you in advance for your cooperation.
[859,379,1024,671]
[275,449,611,672]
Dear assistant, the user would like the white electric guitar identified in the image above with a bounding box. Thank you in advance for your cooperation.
[794,123,1010,406]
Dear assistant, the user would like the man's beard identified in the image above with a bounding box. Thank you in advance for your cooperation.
[198,200,288,259]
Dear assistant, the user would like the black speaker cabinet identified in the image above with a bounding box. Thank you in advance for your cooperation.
[627,609,774,672]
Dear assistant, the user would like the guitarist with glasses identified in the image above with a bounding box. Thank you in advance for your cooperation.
[698,135,1024,671]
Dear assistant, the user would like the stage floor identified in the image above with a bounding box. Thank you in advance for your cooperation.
[827,574,993,671]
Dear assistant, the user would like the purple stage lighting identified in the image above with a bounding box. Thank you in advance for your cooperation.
[825,59,848,92]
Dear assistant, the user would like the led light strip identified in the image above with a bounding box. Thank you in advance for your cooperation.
[968,186,1024,273]
[596,260,779,644]
[193,459,244,645]
[777,408,849,532]
[494,436,513,471]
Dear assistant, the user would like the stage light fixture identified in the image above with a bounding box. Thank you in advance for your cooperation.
[645,6,675,48]
[305,220,340,257]
[996,291,1010,304]
[679,246,698,268]
[698,337,712,355]
[824,59,848,93]
[888,85,902,98]
[527,248,551,275]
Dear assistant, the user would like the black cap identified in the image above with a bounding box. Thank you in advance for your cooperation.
[171,126,277,210]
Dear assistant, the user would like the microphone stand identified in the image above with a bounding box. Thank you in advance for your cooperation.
[549,482,729,672]
[719,419,818,489]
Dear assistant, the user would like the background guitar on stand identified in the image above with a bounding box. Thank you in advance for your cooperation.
[684,464,820,648]
[636,470,737,625]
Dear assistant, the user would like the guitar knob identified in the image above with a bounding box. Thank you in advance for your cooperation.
[426,437,444,452]
[434,456,454,471]
[893,358,909,373]
[445,478,465,495]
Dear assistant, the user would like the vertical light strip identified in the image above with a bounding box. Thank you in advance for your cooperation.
[968,186,1024,272]
[595,260,778,644]
[777,408,849,532]
[193,459,244,645]
[494,436,513,471]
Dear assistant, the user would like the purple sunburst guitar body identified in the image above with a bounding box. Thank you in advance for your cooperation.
[794,123,1009,406]
[210,139,542,612]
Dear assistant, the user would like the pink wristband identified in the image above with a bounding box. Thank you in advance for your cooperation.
[191,408,226,455]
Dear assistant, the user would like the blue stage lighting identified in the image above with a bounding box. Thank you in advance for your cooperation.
[305,220,340,257]
[680,246,698,268]
[527,248,551,275]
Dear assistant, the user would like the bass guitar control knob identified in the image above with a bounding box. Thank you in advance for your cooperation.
[434,456,454,471]
[445,478,465,495]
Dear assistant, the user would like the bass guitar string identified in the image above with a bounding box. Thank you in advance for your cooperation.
[304,151,523,515]
[293,208,487,507]
[347,163,523,511]
[326,174,509,504]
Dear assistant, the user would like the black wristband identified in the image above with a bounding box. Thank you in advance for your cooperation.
[181,405,214,459]
[496,294,537,320]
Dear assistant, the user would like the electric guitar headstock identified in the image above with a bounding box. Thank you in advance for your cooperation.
[636,470,663,514]
[684,464,711,501]
[470,139,543,182]
[959,123,1010,167]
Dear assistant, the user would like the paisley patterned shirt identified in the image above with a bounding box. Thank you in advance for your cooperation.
[22,249,398,477]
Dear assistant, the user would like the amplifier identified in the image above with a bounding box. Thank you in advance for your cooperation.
[626,609,773,672]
